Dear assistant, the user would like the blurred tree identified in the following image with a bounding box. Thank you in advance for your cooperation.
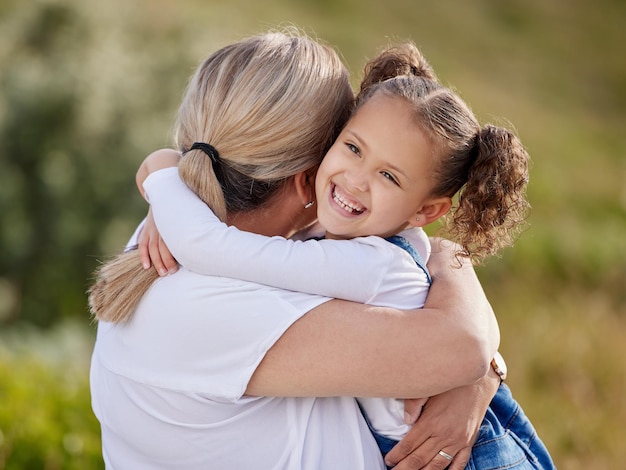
[0,1,189,326]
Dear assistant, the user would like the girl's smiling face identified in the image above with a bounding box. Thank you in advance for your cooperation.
[315,93,451,240]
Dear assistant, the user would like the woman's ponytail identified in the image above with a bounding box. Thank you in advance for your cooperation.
[88,30,353,324]
[88,251,157,323]
[88,144,229,324]
[178,148,228,221]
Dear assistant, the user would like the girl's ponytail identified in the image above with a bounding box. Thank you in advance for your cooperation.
[449,125,530,264]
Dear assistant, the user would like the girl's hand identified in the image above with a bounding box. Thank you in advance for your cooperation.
[404,397,429,425]
[135,148,181,275]
[138,208,178,276]
[385,369,500,469]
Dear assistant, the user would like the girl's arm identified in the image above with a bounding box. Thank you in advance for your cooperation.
[246,240,500,399]
[136,149,181,200]
[144,167,429,305]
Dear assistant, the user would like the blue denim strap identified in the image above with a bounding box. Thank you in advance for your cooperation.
[385,235,432,285]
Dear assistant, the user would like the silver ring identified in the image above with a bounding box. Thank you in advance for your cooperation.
[438,450,454,461]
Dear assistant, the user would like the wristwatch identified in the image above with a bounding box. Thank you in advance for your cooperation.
[491,351,508,381]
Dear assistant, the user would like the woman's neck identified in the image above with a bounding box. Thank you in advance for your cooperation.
[227,201,313,239]
[227,209,289,237]
[225,177,316,238]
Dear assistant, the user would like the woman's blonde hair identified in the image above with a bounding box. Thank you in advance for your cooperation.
[89,30,353,323]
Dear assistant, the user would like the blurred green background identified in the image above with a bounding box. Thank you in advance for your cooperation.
[0,0,624,468]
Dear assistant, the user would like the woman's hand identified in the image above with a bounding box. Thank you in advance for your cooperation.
[385,368,501,469]
[138,208,178,276]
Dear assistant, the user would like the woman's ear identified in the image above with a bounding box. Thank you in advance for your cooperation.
[410,197,452,228]
[293,168,317,206]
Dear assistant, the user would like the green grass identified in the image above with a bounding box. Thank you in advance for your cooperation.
[0,322,102,469]
[479,275,626,469]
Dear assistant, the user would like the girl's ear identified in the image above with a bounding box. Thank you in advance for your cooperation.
[409,197,452,228]
[293,168,317,206]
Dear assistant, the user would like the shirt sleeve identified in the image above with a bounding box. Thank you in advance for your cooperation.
[143,168,427,305]
[124,219,146,251]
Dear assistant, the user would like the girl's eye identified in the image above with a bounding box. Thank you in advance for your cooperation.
[346,143,360,155]
[381,171,399,186]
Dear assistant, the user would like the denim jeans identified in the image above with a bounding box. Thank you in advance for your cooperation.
[370,384,556,469]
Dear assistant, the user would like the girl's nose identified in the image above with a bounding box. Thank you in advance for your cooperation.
[345,168,368,192]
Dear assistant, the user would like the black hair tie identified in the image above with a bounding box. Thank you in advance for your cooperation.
[188,142,220,165]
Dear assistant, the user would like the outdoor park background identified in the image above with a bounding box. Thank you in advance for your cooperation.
[0,0,624,468]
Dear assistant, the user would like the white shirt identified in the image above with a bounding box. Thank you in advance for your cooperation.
[143,168,432,440]
[91,273,385,469]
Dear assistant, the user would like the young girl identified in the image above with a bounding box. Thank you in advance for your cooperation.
[137,44,554,467]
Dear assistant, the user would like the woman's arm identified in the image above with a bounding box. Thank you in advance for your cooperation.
[246,241,500,399]
[144,167,429,305]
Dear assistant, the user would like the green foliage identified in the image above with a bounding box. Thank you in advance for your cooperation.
[0,322,102,469]
[0,0,194,326]
[0,0,624,468]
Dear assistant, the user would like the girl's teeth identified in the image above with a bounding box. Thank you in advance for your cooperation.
[333,188,364,214]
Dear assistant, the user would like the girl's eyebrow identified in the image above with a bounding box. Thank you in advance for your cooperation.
[385,161,411,183]
[344,128,369,152]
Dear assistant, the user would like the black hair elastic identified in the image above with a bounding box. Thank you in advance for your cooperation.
[188,142,220,165]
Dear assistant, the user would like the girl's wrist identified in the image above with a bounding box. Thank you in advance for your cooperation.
[145,149,181,174]
[137,149,181,200]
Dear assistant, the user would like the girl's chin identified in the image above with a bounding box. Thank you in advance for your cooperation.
[321,223,362,240]
[323,232,354,241]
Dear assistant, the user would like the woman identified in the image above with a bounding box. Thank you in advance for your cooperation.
[90,30,500,469]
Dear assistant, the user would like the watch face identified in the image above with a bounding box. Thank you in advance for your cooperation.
[492,351,507,380]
